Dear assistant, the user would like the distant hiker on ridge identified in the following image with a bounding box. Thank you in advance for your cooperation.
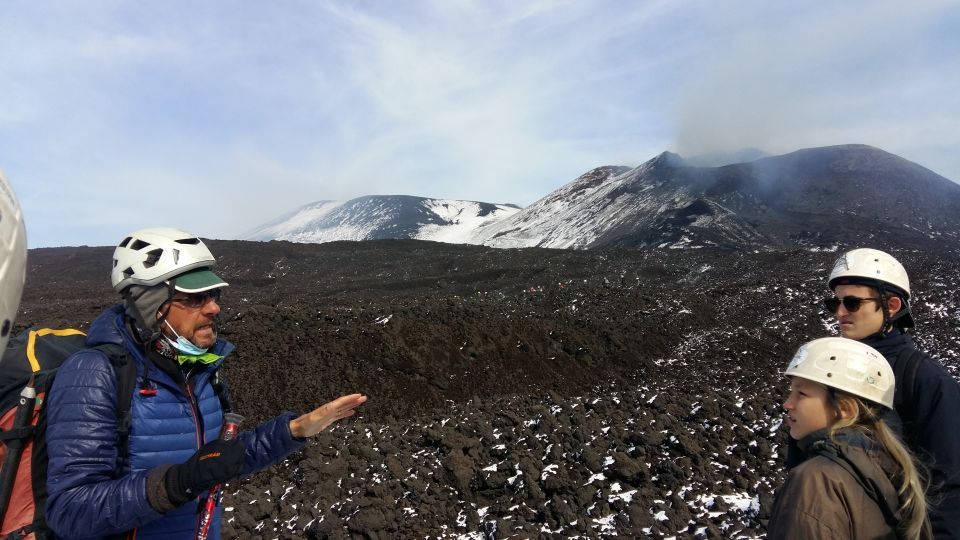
[822,247,960,538]
[769,337,930,538]
[43,227,367,539]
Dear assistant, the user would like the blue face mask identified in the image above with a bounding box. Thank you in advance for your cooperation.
[163,320,209,356]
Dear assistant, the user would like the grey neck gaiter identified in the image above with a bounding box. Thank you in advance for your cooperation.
[123,283,171,340]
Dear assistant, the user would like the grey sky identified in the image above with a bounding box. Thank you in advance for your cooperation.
[2,0,957,247]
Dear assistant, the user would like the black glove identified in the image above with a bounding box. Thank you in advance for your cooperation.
[164,438,246,506]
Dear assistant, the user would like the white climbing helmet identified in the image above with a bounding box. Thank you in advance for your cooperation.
[828,248,910,298]
[111,227,224,292]
[784,337,894,409]
[0,170,27,351]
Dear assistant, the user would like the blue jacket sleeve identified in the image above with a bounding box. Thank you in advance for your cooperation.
[45,350,163,538]
[238,412,306,476]
[912,358,960,538]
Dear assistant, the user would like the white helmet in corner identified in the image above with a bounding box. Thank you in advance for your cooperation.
[784,337,894,409]
[0,170,27,351]
[828,248,910,298]
[111,227,218,292]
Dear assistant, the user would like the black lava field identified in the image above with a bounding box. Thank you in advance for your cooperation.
[19,240,960,539]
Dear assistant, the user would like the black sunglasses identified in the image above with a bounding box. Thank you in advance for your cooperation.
[823,295,880,313]
[171,289,222,309]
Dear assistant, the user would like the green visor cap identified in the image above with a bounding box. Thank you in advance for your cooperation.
[173,268,228,293]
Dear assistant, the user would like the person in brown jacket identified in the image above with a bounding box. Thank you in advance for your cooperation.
[768,337,930,539]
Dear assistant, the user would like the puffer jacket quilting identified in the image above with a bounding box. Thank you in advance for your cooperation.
[45,305,306,539]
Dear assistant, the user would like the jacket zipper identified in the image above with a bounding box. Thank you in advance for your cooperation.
[184,369,215,536]
[184,369,204,449]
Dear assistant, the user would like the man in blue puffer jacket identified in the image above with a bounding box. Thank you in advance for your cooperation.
[44,228,367,539]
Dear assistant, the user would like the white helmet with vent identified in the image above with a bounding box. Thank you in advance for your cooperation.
[828,248,912,329]
[0,170,27,351]
[784,337,894,409]
[111,227,220,292]
[828,248,910,298]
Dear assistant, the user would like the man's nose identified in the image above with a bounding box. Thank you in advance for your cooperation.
[202,299,221,316]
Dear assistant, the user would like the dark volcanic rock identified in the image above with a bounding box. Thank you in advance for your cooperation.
[19,239,960,538]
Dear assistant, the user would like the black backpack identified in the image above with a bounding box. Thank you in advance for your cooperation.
[875,347,926,455]
[0,328,137,540]
[892,348,924,435]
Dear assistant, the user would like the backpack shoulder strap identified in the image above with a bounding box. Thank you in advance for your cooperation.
[92,343,137,472]
[892,348,924,424]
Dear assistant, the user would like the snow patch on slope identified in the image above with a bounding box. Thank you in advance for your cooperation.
[415,200,520,244]
[244,196,520,245]
[470,162,671,249]
[242,201,345,241]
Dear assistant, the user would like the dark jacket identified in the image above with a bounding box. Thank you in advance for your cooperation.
[45,305,306,539]
[768,429,902,539]
[865,331,960,539]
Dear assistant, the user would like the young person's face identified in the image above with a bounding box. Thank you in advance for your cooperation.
[831,284,886,340]
[783,377,835,440]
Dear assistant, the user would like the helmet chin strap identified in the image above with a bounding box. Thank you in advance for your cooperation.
[876,282,893,336]
[874,282,912,336]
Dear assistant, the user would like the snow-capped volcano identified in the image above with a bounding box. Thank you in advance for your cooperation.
[470,152,770,250]
[246,145,960,251]
[242,195,520,244]
[474,144,960,250]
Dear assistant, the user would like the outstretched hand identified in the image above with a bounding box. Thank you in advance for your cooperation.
[289,393,368,438]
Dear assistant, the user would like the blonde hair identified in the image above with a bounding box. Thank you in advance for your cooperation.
[828,391,931,540]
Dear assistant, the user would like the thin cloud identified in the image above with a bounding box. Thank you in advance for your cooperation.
[671,1,960,170]
[1,1,957,247]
